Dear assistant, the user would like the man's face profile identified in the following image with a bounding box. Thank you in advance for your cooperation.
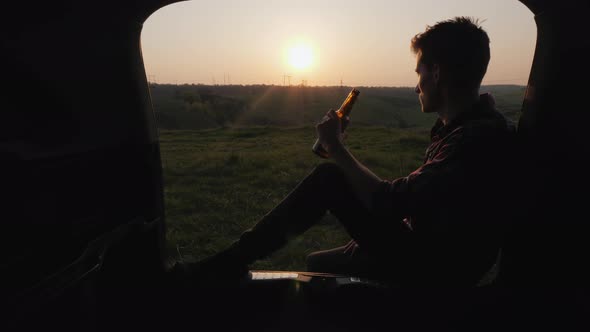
[414,52,440,114]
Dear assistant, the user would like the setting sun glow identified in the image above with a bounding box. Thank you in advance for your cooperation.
[142,0,536,86]
[287,44,314,70]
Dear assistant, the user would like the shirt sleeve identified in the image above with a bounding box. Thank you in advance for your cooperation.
[369,120,513,285]
[371,131,467,231]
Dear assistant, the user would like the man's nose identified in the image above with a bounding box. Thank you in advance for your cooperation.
[415,85,420,94]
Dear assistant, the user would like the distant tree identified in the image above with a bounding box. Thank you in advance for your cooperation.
[182,91,198,105]
[209,98,247,127]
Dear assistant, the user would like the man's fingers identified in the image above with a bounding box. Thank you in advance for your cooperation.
[342,115,350,127]
[321,110,337,123]
[327,109,338,119]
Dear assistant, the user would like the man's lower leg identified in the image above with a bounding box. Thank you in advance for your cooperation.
[176,163,345,279]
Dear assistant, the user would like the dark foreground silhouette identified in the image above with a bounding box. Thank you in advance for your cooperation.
[4,0,590,331]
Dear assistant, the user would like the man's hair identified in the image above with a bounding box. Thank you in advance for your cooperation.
[411,17,490,90]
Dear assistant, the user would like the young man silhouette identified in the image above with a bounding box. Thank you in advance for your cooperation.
[179,17,515,286]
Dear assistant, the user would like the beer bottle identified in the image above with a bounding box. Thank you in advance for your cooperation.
[312,88,360,158]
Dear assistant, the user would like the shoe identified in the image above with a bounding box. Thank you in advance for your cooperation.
[166,250,250,287]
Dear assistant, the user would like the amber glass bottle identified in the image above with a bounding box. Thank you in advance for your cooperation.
[312,88,360,158]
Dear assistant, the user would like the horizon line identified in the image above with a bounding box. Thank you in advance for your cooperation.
[148,83,527,88]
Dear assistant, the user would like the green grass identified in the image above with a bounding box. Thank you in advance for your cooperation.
[159,126,429,270]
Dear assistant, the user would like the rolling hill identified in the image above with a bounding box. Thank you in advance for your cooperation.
[149,84,526,130]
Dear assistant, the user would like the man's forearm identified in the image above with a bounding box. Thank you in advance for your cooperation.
[328,142,383,211]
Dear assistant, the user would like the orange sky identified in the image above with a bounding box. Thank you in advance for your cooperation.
[141,0,536,87]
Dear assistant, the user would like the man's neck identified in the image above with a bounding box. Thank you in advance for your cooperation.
[438,90,480,125]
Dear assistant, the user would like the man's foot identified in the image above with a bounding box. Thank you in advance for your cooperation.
[166,251,250,287]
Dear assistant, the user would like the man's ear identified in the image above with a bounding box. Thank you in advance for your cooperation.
[432,64,440,85]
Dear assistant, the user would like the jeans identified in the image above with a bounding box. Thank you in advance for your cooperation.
[235,162,406,278]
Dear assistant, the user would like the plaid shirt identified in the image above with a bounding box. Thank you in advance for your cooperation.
[371,93,516,285]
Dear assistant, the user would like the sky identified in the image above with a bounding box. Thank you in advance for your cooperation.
[141,0,536,87]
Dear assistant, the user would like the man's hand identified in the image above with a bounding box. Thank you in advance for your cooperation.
[315,109,350,155]
[315,109,381,212]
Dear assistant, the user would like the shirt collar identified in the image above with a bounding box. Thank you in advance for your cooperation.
[430,93,495,141]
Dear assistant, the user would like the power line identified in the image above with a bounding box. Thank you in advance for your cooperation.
[282,74,292,86]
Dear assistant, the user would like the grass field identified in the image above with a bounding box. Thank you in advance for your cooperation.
[159,126,430,270]
[154,84,524,272]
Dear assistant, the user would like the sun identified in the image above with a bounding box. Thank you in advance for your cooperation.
[287,44,314,70]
